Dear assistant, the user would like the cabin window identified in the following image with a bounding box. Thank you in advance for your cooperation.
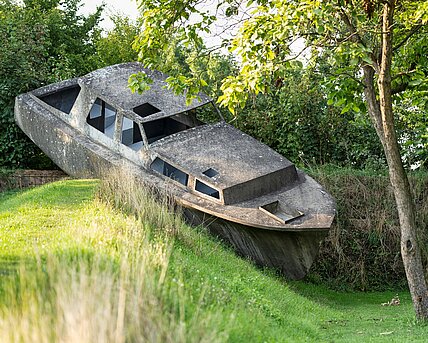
[86,98,117,139]
[142,104,222,144]
[203,168,218,178]
[37,84,81,114]
[133,103,161,118]
[150,157,188,186]
[121,117,143,150]
[143,116,191,144]
[195,180,220,199]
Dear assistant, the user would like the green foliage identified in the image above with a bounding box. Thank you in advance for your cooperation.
[232,67,385,168]
[131,0,235,103]
[134,0,428,169]
[0,0,102,169]
[394,94,428,169]
[94,15,139,67]
[128,71,153,94]
[213,0,428,114]
[131,36,237,103]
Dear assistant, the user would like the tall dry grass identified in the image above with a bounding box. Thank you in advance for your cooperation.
[97,169,184,238]
[0,170,227,343]
[310,169,428,290]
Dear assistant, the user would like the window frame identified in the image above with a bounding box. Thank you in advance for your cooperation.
[150,157,189,187]
[194,178,222,203]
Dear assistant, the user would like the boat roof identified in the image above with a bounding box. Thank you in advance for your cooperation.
[151,122,296,191]
[79,62,212,119]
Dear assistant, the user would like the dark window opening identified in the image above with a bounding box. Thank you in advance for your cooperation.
[150,157,188,186]
[195,180,220,199]
[133,103,161,118]
[86,98,117,139]
[203,168,218,178]
[142,104,222,145]
[38,85,81,114]
[121,117,143,150]
[143,117,190,144]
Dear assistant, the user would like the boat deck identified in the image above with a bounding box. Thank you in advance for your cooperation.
[179,170,334,232]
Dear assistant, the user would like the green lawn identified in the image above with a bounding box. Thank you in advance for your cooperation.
[0,180,426,342]
[0,180,97,258]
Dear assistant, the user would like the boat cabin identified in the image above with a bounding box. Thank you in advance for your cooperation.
[33,63,299,214]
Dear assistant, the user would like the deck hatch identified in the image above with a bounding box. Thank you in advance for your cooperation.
[202,168,218,178]
[195,180,220,199]
[133,103,161,118]
[259,201,303,224]
[150,157,188,186]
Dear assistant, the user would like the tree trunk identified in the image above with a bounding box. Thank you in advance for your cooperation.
[376,1,428,320]
[363,66,384,147]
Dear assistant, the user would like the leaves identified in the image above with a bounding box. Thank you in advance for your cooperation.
[0,0,103,168]
[132,0,428,168]
[128,72,153,94]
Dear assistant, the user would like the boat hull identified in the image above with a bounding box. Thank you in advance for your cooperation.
[183,208,328,280]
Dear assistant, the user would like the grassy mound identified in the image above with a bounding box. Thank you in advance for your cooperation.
[0,179,427,342]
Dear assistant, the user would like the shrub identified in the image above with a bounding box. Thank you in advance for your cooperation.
[308,168,428,290]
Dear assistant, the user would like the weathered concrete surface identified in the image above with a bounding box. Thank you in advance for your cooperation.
[184,207,328,279]
[151,122,298,204]
[180,170,335,231]
[81,63,211,117]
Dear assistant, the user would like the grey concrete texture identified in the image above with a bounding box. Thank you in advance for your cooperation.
[151,122,298,204]
[82,63,211,118]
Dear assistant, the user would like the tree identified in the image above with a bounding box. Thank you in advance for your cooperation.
[0,0,103,168]
[95,15,139,68]
[231,66,385,168]
[133,0,428,319]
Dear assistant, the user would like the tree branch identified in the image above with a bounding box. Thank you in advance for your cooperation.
[391,82,409,95]
[393,25,422,51]
[363,65,385,146]
[391,69,416,80]
[323,70,365,87]
[339,7,380,73]
[278,44,310,64]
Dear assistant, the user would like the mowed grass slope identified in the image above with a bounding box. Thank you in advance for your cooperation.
[0,179,427,342]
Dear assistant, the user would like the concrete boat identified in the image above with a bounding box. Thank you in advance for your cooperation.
[15,62,335,279]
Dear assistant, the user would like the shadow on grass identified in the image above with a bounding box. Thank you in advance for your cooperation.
[0,179,99,212]
[288,278,413,313]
